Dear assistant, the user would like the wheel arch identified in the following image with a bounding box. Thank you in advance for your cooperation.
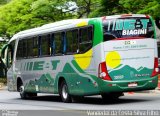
[55,74,73,95]
[58,77,65,94]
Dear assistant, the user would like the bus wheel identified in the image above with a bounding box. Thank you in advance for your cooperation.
[19,85,28,99]
[59,80,72,103]
[19,86,37,99]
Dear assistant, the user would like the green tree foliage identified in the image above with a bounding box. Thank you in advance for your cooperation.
[89,0,125,17]
[0,0,75,37]
[69,0,101,18]
[0,0,102,38]
[119,0,160,18]
[91,0,160,19]
[0,0,10,5]
[0,0,160,38]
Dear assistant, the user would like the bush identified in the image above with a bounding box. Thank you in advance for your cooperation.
[0,77,7,85]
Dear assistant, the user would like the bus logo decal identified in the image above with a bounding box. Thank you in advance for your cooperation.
[23,60,60,71]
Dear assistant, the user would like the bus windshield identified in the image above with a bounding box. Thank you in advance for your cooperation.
[103,17,154,41]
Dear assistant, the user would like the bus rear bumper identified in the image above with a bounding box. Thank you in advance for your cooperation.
[99,75,158,93]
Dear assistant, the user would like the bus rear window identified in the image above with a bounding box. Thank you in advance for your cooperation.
[103,17,154,41]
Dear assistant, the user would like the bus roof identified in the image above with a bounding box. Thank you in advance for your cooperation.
[9,14,148,43]
[9,18,90,42]
[103,14,147,19]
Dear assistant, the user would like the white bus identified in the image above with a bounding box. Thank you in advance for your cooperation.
[2,14,158,102]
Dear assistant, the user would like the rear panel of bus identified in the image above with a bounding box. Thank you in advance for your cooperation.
[97,15,158,92]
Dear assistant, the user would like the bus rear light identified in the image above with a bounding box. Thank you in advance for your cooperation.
[100,72,107,78]
[151,57,159,77]
[155,68,159,72]
[98,62,112,81]
[145,15,150,19]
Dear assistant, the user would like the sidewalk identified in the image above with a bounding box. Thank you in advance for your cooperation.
[0,83,7,91]
[125,88,160,96]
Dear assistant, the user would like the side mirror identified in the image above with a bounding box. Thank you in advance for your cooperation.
[155,17,160,29]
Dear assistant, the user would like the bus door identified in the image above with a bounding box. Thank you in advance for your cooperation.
[1,41,16,90]
[0,44,8,84]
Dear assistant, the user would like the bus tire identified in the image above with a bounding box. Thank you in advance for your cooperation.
[19,85,37,99]
[19,85,28,99]
[59,80,72,103]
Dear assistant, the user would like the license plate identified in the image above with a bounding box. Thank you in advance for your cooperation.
[128,83,137,87]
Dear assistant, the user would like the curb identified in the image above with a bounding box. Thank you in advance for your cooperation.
[146,90,160,94]
[126,89,160,95]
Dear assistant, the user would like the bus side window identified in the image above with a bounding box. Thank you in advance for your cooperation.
[51,34,55,55]
[40,34,51,56]
[54,32,63,55]
[66,31,72,54]
[66,29,78,54]
[62,32,66,54]
[23,39,27,58]
[27,38,33,58]
[16,40,23,59]
[72,29,78,53]
[79,26,93,53]
[33,37,39,57]
[17,39,28,59]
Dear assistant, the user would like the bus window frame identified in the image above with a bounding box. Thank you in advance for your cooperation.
[16,36,40,60]
[53,31,64,56]
[78,25,94,54]
[65,29,79,55]
[39,34,51,57]
[15,24,94,60]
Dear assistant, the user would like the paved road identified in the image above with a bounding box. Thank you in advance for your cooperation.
[0,90,160,116]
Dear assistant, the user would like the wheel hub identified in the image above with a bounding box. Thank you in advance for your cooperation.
[62,85,68,99]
